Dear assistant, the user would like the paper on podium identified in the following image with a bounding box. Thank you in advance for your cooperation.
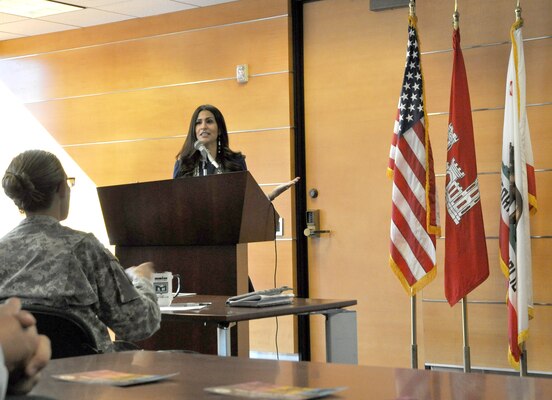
[226,286,294,308]
[160,303,209,312]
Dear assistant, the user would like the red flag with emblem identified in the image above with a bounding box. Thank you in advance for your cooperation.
[444,27,489,307]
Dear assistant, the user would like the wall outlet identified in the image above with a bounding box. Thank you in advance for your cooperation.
[276,217,284,236]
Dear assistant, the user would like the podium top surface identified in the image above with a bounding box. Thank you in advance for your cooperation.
[162,295,357,323]
[97,171,278,246]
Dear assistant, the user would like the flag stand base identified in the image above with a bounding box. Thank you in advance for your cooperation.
[411,295,418,369]
[520,347,528,377]
[461,297,471,373]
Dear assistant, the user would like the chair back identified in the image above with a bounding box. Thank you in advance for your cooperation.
[23,304,100,359]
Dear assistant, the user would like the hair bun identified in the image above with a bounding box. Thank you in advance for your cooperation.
[18,172,36,191]
[2,171,44,209]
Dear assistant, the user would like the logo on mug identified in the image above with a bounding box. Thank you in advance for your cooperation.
[154,282,169,294]
[153,271,181,306]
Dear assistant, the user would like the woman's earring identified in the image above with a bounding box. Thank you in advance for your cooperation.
[218,137,222,154]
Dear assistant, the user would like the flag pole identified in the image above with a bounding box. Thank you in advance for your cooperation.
[515,2,522,24]
[409,0,415,17]
[452,5,472,374]
[453,0,458,27]
[461,297,472,372]
[408,0,418,371]
[411,294,418,369]
[514,0,528,378]
[515,1,528,377]
[520,343,528,376]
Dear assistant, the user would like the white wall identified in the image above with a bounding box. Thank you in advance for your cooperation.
[0,80,109,246]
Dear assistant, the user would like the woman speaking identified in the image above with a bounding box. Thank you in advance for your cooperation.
[173,104,299,200]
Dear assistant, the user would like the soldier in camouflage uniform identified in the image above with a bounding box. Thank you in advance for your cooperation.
[0,150,161,353]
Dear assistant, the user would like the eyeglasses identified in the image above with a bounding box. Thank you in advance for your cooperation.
[66,177,76,187]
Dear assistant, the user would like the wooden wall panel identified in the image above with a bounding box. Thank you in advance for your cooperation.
[0,0,288,57]
[230,129,292,183]
[65,139,180,186]
[423,302,552,371]
[413,0,552,50]
[425,237,552,304]
[63,128,293,188]
[531,240,552,302]
[24,73,291,145]
[0,0,295,358]
[0,17,289,102]
[429,107,552,174]
[527,107,552,170]
[248,240,295,354]
[424,44,552,116]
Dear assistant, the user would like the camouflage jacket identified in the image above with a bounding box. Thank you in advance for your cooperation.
[0,215,161,352]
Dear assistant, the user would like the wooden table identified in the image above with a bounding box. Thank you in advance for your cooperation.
[28,351,552,400]
[162,295,358,363]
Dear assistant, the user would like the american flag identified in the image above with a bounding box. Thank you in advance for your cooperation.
[387,17,440,296]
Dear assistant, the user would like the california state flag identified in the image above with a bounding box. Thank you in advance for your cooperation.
[499,19,538,370]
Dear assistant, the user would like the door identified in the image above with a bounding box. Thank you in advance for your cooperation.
[302,0,415,366]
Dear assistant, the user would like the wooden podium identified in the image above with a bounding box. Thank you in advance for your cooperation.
[97,171,278,355]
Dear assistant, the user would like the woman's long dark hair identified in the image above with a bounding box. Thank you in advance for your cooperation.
[174,105,245,177]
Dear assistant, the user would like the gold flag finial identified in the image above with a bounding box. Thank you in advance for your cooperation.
[453,11,459,30]
[515,1,523,27]
[409,0,416,18]
[515,5,522,21]
[453,0,459,31]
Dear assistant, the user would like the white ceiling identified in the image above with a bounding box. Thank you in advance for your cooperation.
[0,0,237,41]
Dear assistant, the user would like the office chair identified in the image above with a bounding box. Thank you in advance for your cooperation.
[22,304,101,359]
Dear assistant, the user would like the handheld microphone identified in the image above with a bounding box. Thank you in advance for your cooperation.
[194,141,219,169]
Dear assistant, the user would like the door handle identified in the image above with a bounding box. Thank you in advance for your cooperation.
[304,210,330,237]
[304,227,331,237]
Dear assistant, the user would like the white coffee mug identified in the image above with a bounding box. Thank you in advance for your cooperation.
[153,272,181,306]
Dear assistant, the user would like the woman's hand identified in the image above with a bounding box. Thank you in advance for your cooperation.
[0,298,51,395]
[126,262,155,281]
[268,177,300,201]
[8,334,51,396]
